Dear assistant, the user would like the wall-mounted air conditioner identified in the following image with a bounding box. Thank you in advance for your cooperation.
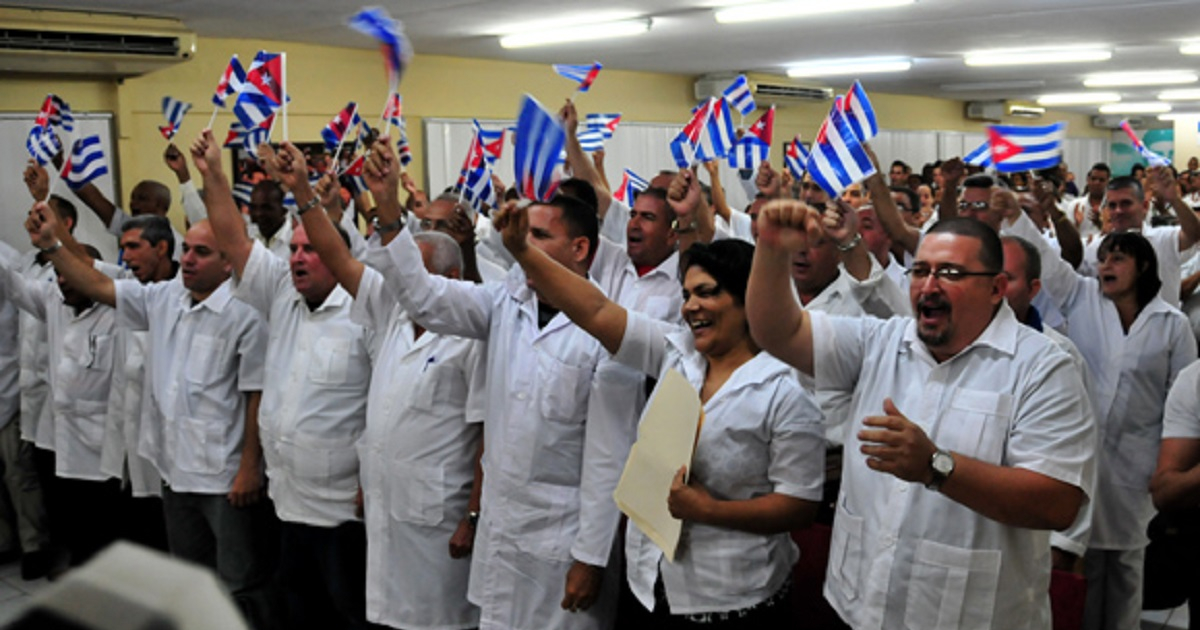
[694,74,833,108]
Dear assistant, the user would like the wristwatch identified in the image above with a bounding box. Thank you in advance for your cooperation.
[373,213,406,235]
[671,218,697,234]
[926,449,955,491]
[39,240,64,255]
[466,510,480,528]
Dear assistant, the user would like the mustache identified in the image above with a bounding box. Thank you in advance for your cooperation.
[917,295,950,311]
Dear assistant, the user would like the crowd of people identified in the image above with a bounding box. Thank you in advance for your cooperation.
[1,97,1200,630]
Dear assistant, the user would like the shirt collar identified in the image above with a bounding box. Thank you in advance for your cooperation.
[290,283,352,314]
[629,249,681,281]
[180,278,234,313]
[902,301,1019,362]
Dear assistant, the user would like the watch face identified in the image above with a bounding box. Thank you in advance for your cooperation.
[932,451,954,475]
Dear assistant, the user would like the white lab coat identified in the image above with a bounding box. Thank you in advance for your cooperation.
[1078,224,1194,306]
[353,266,484,630]
[16,250,54,446]
[0,243,20,431]
[383,228,619,630]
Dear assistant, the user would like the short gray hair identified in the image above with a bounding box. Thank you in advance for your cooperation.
[413,230,463,276]
[120,214,175,259]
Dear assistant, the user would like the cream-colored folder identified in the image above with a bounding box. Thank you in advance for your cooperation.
[613,368,703,562]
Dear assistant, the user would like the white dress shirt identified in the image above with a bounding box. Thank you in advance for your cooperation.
[599,198,630,245]
[115,278,267,494]
[616,312,825,614]
[247,217,293,261]
[2,261,116,481]
[0,243,20,431]
[812,305,1095,630]
[1162,360,1200,440]
[16,250,54,445]
[233,241,373,527]
[384,227,617,630]
[713,209,755,244]
[352,266,484,630]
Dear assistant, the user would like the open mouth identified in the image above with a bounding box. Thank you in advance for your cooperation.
[917,297,949,325]
[688,318,713,333]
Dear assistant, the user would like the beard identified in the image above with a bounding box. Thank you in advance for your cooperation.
[915,294,952,348]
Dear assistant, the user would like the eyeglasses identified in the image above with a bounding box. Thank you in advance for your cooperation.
[957,200,990,212]
[906,265,997,282]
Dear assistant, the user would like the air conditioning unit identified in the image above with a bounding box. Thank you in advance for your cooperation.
[0,7,195,77]
[1092,115,1144,129]
[965,101,1005,122]
[1007,103,1045,119]
[693,74,833,108]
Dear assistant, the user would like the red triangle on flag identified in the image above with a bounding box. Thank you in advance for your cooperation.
[748,106,775,146]
[987,128,1024,163]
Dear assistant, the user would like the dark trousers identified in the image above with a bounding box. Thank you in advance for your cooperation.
[277,520,381,630]
[161,486,280,630]
[57,477,122,566]
[619,577,795,630]
[116,488,169,553]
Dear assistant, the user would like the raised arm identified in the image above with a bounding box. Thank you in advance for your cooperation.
[863,145,921,255]
[1149,165,1200,251]
[496,201,628,355]
[938,157,966,224]
[668,169,715,253]
[190,130,252,276]
[558,101,613,216]
[1033,181,1083,268]
[164,143,208,227]
[746,200,826,376]
[824,199,871,281]
[702,160,733,223]
[25,202,116,307]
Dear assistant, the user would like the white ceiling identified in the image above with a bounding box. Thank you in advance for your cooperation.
[14,0,1200,116]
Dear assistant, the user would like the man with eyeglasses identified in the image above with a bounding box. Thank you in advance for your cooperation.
[747,208,1095,628]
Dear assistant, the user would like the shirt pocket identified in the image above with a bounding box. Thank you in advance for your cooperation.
[411,365,464,415]
[185,334,225,385]
[292,433,360,503]
[1109,431,1160,491]
[85,333,114,371]
[388,461,445,527]
[939,389,1012,465]
[532,354,587,486]
[903,540,1001,630]
[174,416,223,474]
[307,337,363,386]
[828,496,864,602]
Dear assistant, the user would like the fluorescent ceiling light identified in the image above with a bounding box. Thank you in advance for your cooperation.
[1180,42,1200,55]
[1085,71,1198,87]
[499,18,650,48]
[786,57,911,78]
[940,80,1045,92]
[1158,88,1200,101]
[1158,113,1200,121]
[715,0,914,24]
[1099,102,1172,114]
[1036,92,1121,106]
[964,46,1110,67]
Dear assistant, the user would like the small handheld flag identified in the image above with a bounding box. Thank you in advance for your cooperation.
[839,81,878,143]
[553,62,602,93]
[513,95,566,202]
[1119,120,1171,167]
[806,106,877,196]
[159,97,193,140]
[745,106,775,146]
[26,126,61,166]
[964,139,993,168]
[36,95,74,133]
[986,122,1066,173]
[397,133,413,166]
[784,135,809,181]
[613,169,649,204]
[60,135,109,190]
[696,97,736,163]
[474,120,505,165]
[348,7,413,92]
[383,93,403,130]
[728,137,770,170]
[723,75,756,117]
[232,51,285,130]
[212,56,246,107]
[670,101,711,168]
[322,102,361,153]
[585,113,621,139]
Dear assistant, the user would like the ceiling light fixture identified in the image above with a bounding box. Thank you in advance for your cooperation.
[715,0,915,24]
[786,56,911,78]
[1084,71,1198,87]
[1158,88,1200,101]
[1036,92,1121,106]
[1158,113,1200,121]
[940,80,1045,92]
[1180,42,1200,55]
[963,46,1111,67]
[498,18,651,49]
[1099,102,1172,114]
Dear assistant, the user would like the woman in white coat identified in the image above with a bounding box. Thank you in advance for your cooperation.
[496,201,825,629]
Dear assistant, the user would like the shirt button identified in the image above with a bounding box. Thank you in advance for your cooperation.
[516,392,527,401]
[899,484,909,494]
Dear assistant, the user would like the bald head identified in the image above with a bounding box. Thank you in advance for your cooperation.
[130,180,171,217]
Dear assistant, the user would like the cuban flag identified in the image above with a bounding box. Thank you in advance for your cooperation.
[212,55,246,107]
[964,139,993,168]
[577,128,605,152]
[453,127,495,214]
[553,62,602,93]
[60,135,109,190]
[613,169,649,204]
[806,106,877,196]
[322,102,361,152]
[474,120,505,165]
[746,106,775,146]
[233,51,284,130]
[159,96,192,140]
[696,97,736,163]
[986,122,1066,173]
[232,182,254,206]
[224,119,272,155]
[397,133,413,166]
[35,94,74,133]
[1119,120,1171,167]
[839,81,878,143]
[26,126,61,166]
[585,113,621,139]
[670,101,710,168]
[784,135,810,181]
[348,7,412,90]
[513,95,566,201]
[728,137,770,170]
[383,92,403,130]
[723,75,755,117]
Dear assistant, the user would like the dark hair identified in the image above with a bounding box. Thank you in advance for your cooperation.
[681,240,754,305]
[120,215,175,259]
[962,173,997,191]
[926,217,1004,273]
[633,186,668,204]
[544,193,599,263]
[556,178,598,215]
[889,186,919,212]
[1097,232,1161,308]
[1131,164,1146,177]
[1108,175,1144,200]
[252,180,285,207]
[890,160,911,174]
[1089,163,1111,177]
[49,194,78,231]
[1001,235,1042,283]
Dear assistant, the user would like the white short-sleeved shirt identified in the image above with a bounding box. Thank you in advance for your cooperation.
[616,312,825,615]
[107,207,184,263]
[233,241,373,527]
[713,209,755,244]
[247,217,293,261]
[352,266,484,630]
[812,305,1095,630]
[1162,360,1200,439]
[16,250,55,444]
[115,277,267,494]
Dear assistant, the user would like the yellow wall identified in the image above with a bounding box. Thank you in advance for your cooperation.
[1,34,1109,231]
[1174,116,1200,166]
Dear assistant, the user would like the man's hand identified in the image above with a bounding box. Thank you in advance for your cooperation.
[668,169,702,221]
[163,143,190,183]
[25,202,59,250]
[560,561,603,613]
[23,161,50,202]
[992,189,1023,224]
[822,199,860,246]
[494,200,528,256]
[189,130,224,179]
[227,462,264,508]
[756,161,782,198]
[558,100,579,137]
[1148,165,1180,203]
[1051,548,1082,574]
[756,199,824,251]
[702,158,719,180]
[858,398,938,484]
[592,149,605,169]
[448,516,476,559]
[364,136,401,206]
[259,141,312,197]
[668,466,714,522]
[315,171,342,212]
[940,158,966,189]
